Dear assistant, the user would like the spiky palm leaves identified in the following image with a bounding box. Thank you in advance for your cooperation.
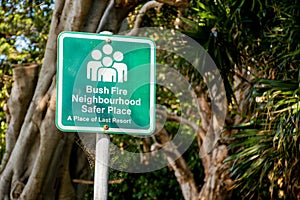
[227,79,300,199]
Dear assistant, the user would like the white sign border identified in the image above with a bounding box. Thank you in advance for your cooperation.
[56,31,156,135]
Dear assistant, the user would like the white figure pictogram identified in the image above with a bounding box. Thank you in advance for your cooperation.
[87,50,102,81]
[87,44,128,83]
[113,51,127,82]
[97,67,117,82]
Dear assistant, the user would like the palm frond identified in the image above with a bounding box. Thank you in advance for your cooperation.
[227,78,299,199]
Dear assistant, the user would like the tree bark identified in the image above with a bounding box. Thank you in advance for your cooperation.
[196,66,252,200]
[153,122,199,200]
[196,87,232,200]
[1,64,39,173]
[0,0,152,199]
[0,0,130,199]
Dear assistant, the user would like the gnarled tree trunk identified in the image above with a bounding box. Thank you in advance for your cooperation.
[0,0,137,199]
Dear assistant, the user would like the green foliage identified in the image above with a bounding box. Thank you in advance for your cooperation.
[107,136,203,200]
[227,79,299,199]
[108,168,184,200]
[183,0,300,199]
[0,1,53,65]
[183,0,300,100]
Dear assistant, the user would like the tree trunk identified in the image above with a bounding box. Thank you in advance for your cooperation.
[197,66,252,200]
[197,93,232,200]
[0,0,136,199]
[153,122,199,200]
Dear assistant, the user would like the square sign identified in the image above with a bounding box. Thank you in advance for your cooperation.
[56,31,156,135]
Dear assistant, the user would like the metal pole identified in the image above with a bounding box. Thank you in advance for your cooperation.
[94,33,112,200]
[94,127,110,200]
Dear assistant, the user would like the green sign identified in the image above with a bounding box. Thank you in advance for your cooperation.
[56,31,156,135]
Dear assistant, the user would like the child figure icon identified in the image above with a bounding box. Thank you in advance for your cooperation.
[86,44,127,83]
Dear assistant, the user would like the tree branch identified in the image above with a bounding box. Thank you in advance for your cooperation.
[72,178,124,185]
[1,64,39,173]
[156,0,189,7]
[83,0,110,32]
[156,109,206,141]
[153,127,198,200]
[127,1,163,36]
[97,0,141,33]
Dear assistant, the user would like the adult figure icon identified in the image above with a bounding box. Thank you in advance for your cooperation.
[113,51,127,82]
[87,50,102,81]
[97,44,117,82]
[97,56,117,82]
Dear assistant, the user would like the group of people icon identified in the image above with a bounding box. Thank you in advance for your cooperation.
[87,44,127,83]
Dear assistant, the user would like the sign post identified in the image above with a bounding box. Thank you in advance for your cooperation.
[94,130,110,200]
[56,31,156,199]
